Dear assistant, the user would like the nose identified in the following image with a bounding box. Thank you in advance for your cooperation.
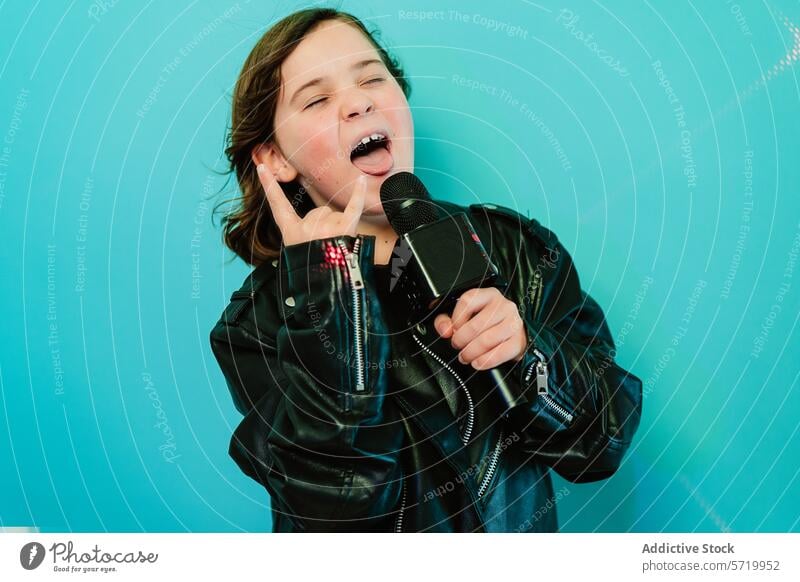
[341,85,374,120]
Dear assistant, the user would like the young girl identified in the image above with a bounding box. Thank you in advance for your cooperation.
[210,7,642,532]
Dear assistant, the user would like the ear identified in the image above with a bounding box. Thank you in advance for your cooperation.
[251,142,298,183]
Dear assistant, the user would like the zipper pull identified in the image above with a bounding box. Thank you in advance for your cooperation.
[532,347,548,395]
[346,251,364,289]
[535,360,549,395]
[340,238,364,289]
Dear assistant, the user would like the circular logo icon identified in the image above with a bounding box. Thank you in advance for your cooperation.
[20,542,46,570]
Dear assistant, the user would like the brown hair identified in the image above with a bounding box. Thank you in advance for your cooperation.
[216,7,411,267]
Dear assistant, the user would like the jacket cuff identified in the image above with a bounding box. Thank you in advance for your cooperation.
[277,235,376,320]
[495,315,574,418]
[280,234,362,273]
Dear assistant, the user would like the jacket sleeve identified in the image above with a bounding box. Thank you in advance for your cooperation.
[209,234,404,531]
[494,218,642,484]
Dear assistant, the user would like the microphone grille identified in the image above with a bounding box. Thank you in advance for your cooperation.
[380,172,440,235]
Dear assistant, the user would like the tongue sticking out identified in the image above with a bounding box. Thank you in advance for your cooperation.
[351,145,393,176]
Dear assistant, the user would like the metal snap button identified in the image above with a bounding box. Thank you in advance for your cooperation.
[284,296,295,307]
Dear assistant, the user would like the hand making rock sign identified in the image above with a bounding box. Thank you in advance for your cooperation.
[256,163,367,246]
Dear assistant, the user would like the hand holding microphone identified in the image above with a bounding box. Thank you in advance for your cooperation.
[380,172,531,411]
[433,287,527,371]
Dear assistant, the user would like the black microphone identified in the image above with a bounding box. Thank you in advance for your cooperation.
[381,172,505,316]
[380,172,528,412]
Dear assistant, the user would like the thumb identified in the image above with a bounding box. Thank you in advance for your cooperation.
[434,313,453,338]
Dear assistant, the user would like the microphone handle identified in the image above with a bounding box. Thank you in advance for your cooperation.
[489,366,530,413]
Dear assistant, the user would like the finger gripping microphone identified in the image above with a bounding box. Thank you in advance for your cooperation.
[380,172,525,412]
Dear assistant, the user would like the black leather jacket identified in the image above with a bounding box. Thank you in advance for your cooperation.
[209,200,642,532]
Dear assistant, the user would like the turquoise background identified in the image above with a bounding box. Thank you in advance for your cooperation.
[1,0,798,533]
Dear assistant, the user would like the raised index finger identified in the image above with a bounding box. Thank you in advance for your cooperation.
[256,164,299,234]
[341,174,367,234]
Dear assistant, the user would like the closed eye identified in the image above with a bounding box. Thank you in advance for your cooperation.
[304,96,327,110]
[303,78,385,110]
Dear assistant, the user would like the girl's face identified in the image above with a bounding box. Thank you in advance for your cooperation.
[254,19,414,218]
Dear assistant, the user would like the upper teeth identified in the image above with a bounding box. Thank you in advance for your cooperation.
[353,133,386,151]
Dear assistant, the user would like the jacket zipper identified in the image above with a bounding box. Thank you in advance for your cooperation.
[394,426,504,532]
[411,333,474,445]
[476,430,504,500]
[338,237,366,392]
[340,235,406,532]
[396,334,507,530]
[394,479,407,532]
[394,429,505,532]
[524,347,574,423]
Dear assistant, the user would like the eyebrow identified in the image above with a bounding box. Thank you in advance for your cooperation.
[289,58,384,106]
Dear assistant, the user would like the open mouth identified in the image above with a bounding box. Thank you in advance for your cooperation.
[350,133,394,176]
